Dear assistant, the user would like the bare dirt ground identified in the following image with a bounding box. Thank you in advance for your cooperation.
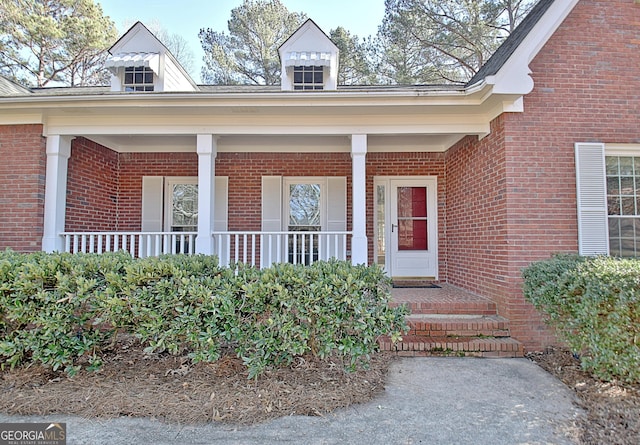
[1,339,638,445]
[0,335,392,425]
[528,347,640,445]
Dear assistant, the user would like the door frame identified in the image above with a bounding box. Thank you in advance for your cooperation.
[374,176,438,280]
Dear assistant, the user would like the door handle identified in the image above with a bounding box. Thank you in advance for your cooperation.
[391,223,398,233]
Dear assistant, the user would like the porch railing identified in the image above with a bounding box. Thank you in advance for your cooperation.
[60,231,351,267]
[61,232,197,257]
[213,231,350,268]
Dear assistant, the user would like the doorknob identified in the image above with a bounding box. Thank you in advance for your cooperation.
[391,223,398,232]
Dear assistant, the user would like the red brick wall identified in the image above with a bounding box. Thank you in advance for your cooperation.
[0,124,46,252]
[66,137,119,231]
[216,152,353,231]
[117,152,198,230]
[446,0,640,350]
[445,117,508,301]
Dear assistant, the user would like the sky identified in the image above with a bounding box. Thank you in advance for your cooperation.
[97,0,386,81]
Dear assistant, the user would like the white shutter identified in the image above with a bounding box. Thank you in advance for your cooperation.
[325,177,347,260]
[141,176,163,231]
[326,177,347,231]
[261,176,282,231]
[575,143,609,255]
[214,176,228,231]
[261,176,283,266]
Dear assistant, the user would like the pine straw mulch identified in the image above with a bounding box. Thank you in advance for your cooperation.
[0,335,392,425]
[528,347,640,445]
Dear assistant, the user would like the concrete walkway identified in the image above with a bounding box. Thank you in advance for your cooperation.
[0,358,584,445]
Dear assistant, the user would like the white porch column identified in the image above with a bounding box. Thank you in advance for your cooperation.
[42,135,72,252]
[195,134,217,255]
[351,134,368,265]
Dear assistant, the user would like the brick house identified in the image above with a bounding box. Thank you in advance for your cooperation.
[0,0,638,351]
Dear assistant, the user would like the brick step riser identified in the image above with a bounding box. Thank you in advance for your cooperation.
[378,336,524,358]
[407,320,510,338]
[392,302,497,316]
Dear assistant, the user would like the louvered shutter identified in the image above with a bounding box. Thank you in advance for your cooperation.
[575,143,609,255]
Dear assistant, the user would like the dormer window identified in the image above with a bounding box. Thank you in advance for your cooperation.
[124,66,154,92]
[293,66,324,90]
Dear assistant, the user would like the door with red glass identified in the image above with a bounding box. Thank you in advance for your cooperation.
[389,179,437,278]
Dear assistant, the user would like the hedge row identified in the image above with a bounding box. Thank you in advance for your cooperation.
[523,254,640,383]
[0,251,408,378]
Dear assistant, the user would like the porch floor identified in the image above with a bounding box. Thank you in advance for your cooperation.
[390,283,498,315]
[384,283,524,358]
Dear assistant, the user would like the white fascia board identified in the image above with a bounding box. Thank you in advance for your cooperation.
[0,113,43,125]
[485,0,580,95]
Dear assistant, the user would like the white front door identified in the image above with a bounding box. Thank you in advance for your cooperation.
[387,178,438,278]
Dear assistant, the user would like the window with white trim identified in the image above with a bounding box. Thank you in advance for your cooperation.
[165,178,198,232]
[606,155,640,257]
[293,66,324,90]
[124,66,154,92]
[260,176,346,265]
[285,179,323,263]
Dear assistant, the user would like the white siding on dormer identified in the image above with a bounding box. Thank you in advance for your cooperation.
[279,19,339,91]
[164,56,198,92]
[107,22,198,93]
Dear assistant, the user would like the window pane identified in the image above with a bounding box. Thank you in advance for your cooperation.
[398,220,428,250]
[608,196,620,215]
[289,184,321,226]
[125,73,133,83]
[304,71,313,83]
[397,187,427,218]
[607,176,619,195]
[294,71,302,83]
[172,184,198,228]
[621,197,635,215]
[621,239,636,257]
[619,157,634,175]
[620,177,634,195]
[608,218,620,238]
[145,72,153,83]
[606,156,619,175]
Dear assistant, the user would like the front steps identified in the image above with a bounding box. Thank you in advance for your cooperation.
[379,285,524,358]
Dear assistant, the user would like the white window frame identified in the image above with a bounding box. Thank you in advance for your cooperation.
[605,144,640,257]
[123,65,155,92]
[292,65,324,90]
[283,177,327,231]
[164,177,198,232]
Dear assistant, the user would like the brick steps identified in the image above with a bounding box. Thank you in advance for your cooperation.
[406,314,511,338]
[378,335,523,358]
[381,285,524,358]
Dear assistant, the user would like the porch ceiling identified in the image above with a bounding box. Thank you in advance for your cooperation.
[86,134,467,153]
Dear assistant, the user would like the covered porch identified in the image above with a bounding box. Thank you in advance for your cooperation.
[35,83,521,276]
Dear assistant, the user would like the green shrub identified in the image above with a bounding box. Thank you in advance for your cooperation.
[234,261,408,378]
[0,251,132,375]
[0,251,407,378]
[523,255,640,384]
